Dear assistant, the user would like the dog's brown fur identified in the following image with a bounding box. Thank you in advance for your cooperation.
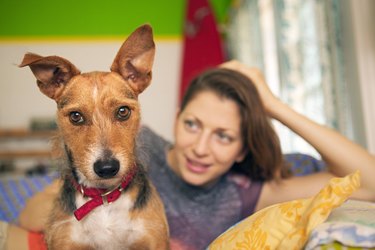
[20,25,169,250]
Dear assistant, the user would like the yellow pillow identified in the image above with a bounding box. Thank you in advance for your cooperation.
[208,171,360,250]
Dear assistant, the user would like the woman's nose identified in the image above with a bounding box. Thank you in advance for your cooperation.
[193,132,210,156]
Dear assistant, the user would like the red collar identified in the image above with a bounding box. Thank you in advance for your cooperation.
[71,166,137,221]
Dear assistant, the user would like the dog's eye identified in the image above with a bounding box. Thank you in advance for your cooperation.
[69,111,85,125]
[116,106,131,121]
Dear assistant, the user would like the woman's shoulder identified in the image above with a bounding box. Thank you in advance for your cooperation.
[136,125,171,164]
[137,125,170,146]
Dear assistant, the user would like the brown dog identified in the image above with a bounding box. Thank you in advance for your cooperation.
[20,25,169,250]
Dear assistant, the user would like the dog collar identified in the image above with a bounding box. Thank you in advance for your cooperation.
[72,166,137,221]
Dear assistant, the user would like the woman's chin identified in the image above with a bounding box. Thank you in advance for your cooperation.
[181,170,219,188]
[181,170,204,186]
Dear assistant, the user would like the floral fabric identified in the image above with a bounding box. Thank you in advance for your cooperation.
[208,171,360,250]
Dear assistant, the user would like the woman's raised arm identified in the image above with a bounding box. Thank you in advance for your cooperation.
[221,60,375,202]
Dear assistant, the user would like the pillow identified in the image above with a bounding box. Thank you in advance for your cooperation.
[305,199,375,249]
[0,173,57,223]
[208,171,360,250]
[284,153,326,176]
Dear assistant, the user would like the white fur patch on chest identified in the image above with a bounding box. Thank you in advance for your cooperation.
[71,193,145,249]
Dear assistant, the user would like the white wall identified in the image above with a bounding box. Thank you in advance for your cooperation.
[0,39,182,142]
[349,0,375,154]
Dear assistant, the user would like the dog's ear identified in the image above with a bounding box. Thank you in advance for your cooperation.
[111,24,155,95]
[19,53,81,100]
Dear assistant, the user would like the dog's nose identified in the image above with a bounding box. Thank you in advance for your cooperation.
[93,158,120,178]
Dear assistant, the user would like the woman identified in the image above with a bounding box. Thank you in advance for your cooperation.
[5,61,375,250]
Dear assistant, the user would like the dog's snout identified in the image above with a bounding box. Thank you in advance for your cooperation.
[94,158,120,178]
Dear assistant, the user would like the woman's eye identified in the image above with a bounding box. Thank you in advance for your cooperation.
[116,106,131,121]
[184,119,199,132]
[69,112,85,125]
[216,132,233,144]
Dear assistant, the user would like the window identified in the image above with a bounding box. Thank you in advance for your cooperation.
[227,0,354,157]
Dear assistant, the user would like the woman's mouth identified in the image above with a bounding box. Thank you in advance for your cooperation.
[186,157,211,174]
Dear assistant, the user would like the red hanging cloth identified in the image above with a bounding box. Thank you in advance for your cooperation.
[179,0,225,102]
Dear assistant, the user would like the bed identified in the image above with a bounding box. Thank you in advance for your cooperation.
[1,153,374,249]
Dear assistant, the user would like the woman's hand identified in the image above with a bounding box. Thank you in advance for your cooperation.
[220,60,283,117]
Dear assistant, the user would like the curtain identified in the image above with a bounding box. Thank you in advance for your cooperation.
[179,0,225,102]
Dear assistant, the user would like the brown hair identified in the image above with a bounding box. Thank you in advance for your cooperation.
[180,68,289,181]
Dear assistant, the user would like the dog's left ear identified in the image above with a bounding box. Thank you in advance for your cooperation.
[111,24,155,95]
[19,53,81,100]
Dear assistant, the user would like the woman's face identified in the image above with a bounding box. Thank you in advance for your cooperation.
[169,91,246,187]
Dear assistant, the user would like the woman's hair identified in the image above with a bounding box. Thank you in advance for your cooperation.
[180,68,289,181]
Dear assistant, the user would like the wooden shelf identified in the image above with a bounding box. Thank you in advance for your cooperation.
[0,150,52,159]
[0,129,56,160]
[0,129,57,139]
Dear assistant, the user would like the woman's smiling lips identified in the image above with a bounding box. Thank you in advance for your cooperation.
[185,157,211,174]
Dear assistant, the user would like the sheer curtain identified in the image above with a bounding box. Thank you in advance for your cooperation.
[226,0,352,157]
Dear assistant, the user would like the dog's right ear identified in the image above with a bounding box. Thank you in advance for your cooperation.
[19,53,81,100]
[111,24,155,96]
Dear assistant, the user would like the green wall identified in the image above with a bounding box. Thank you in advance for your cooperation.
[0,0,231,39]
[0,0,185,39]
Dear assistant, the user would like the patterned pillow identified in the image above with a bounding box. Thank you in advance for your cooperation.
[0,173,57,223]
[284,153,326,176]
[208,171,360,250]
[305,199,375,249]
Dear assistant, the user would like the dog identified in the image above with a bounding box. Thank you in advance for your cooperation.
[20,24,169,250]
